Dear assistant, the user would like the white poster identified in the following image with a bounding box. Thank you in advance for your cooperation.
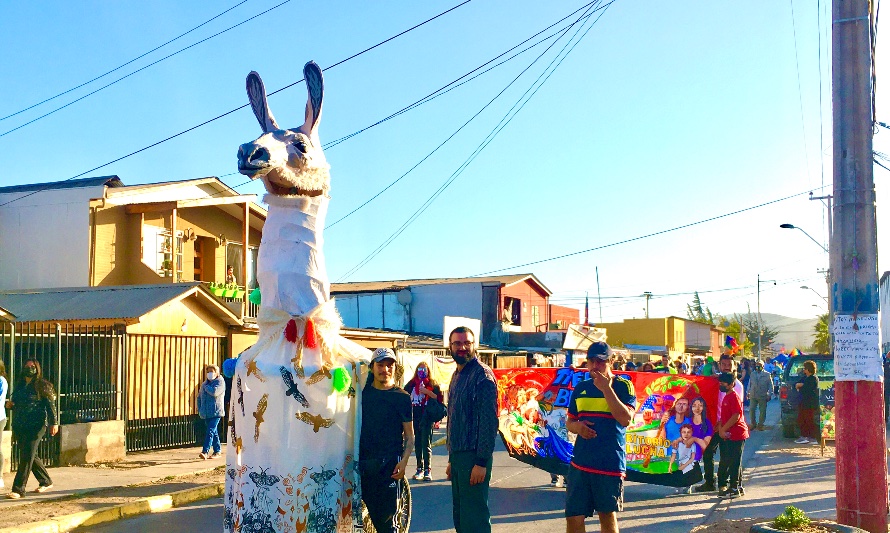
[562,324,607,351]
[833,314,882,382]
[442,316,481,348]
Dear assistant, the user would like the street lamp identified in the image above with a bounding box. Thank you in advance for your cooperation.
[800,285,828,302]
[779,224,829,253]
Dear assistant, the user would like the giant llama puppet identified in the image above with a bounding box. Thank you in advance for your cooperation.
[226,61,372,533]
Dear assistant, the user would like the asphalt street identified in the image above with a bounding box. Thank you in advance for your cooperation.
[88,402,780,533]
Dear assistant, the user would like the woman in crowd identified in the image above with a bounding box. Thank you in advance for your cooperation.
[197,364,225,459]
[739,359,752,406]
[406,362,442,481]
[795,360,820,444]
[5,359,58,499]
[0,360,7,490]
[689,397,714,460]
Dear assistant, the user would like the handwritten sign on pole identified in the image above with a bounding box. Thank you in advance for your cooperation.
[833,314,882,382]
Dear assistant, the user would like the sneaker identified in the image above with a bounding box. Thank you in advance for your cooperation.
[756,425,765,431]
[555,476,564,488]
[717,486,730,497]
[726,487,741,498]
[412,469,423,481]
[199,452,209,460]
[693,482,716,493]
[423,469,432,482]
[550,477,557,487]
[210,452,222,459]
[675,486,692,495]
[6,491,21,499]
[794,437,809,444]
[739,486,745,496]
[34,484,53,493]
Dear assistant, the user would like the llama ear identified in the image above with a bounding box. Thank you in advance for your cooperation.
[300,61,324,139]
[246,71,279,133]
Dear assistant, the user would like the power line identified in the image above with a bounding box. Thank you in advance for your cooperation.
[0,0,472,209]
[323,0,601,151]
[0,0,296,139]
[0,0,250,122]
[326,1,603,228]
[788,0,812,186]
[336,1,613,280]
[472,186,827,277]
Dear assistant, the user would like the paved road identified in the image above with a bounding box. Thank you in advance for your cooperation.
[89,403,781,532]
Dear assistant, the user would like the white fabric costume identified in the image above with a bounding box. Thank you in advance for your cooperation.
[225,62,371,533]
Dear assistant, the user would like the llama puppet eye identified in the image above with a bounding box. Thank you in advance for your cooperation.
[293,139,308,153]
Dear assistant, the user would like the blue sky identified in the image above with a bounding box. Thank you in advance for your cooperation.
[2,1,888,328]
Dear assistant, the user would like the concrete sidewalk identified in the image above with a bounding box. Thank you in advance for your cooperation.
[0,445,225,508]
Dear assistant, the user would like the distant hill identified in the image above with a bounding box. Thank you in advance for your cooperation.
[729,312,819,351]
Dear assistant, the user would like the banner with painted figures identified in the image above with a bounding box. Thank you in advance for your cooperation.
[494,368,720,487]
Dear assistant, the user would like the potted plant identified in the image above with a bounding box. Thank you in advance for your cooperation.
[209,282,226,297]
[223,283,237,298]
[751,506,866,532]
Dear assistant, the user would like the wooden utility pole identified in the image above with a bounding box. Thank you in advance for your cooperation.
[831,0,887,531]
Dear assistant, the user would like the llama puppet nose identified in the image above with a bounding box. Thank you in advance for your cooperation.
[237,143,270,176]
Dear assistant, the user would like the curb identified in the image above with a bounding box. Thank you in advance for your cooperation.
[0,483,224,533]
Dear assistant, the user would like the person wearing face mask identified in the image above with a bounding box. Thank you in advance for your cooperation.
[715,372,749,498]
[5,359,58,499]
[445,326,498,533]
[407,362,443,482]
[197,364,226,460]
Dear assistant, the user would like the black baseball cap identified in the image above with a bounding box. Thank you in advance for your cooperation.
[718,372,735,384]
[587,341,612,361]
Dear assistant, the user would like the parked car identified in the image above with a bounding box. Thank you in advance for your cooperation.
[779,354,834,439]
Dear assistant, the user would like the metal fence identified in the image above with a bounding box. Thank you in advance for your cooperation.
[0,322,123,467]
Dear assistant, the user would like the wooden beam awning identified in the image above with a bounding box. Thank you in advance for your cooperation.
[125,195,263,215]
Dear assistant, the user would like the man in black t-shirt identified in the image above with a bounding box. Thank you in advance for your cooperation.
[360,348,414,533]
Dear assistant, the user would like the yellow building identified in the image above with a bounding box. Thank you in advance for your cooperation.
[598,316,723,363]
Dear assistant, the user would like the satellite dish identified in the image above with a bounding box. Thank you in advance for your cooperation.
[397,289,413,306]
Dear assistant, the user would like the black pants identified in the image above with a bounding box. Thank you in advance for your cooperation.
[12,426,52,495]
[701,432,723,483]
[717,439,745,490]
[361,456,401,533]
[413,414,433,471]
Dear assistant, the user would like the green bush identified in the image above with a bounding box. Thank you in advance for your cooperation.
[773,506,810,531]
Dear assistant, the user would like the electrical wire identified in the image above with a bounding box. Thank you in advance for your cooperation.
[788,0,812,186]
[0,0,472,209]
[336,0,612,280]
[326,1,604,228]
[0,0,250,122]
[0,0,297,139]
[471,186,827,277]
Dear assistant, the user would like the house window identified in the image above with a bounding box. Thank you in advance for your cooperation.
[532,305,540,328]
[225,243,259,289]
[503,297,521,326]
[142,226,182,281]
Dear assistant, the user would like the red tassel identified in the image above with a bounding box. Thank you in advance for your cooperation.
[304,318,318,349]
[284,319,298,343]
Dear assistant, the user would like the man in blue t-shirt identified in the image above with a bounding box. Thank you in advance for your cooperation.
[565,342,637,533]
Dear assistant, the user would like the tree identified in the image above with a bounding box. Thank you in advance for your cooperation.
[811,313,830,354]
[686,292,716,325]
[737,312,781,357]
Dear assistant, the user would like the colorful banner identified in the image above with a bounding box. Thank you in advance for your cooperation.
[819,381,835,440]
[494,367,720,487]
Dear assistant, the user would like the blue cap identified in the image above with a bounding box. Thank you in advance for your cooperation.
[587,341,612,361]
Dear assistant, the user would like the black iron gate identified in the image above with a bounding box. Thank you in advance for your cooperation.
[0,322,123,468]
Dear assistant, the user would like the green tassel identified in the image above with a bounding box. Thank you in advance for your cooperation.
[249,287,262,305]
[331,366,351,394]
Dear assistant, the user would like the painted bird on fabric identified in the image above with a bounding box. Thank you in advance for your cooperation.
[295,411,333,433]
[280,366,310,408]
[305,364,332,385]
[237,376,245,415]
[253,394,268,443]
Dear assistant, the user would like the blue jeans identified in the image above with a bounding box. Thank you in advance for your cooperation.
[203,417,221,454]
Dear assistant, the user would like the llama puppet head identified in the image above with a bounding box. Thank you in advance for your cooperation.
[237,61,330,197]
